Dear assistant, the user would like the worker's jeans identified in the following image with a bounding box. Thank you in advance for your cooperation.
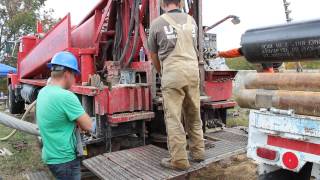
[48,158,81,180]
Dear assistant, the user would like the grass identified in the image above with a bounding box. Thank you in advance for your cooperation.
[0,119,47,179]
[226,107,249,127]
[225,57,320,70]
[226,57,257,70]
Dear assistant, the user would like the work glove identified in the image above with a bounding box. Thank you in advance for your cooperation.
[213,51,219,58]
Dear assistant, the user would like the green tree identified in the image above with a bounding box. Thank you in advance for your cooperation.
[0,0,58,66]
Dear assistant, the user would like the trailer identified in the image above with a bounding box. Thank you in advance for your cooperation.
[237,19,320,180]
[247,109,319,180]
[5,0,243,178]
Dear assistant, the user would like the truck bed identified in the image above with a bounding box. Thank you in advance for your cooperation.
[249,110,320,138]
[83,128,247,180]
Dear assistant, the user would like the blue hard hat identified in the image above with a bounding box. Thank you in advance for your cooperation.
[48,51,80,74]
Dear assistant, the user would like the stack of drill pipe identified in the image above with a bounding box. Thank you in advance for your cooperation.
[235,73,320,117]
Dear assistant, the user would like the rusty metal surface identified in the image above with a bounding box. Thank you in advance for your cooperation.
[83,138,247,180]
[236,89,320,117]
[23,171,50,180]
[108,111,154,124]
[244,73,320,92]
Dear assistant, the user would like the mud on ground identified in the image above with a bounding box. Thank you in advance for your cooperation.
[191,154,257,180]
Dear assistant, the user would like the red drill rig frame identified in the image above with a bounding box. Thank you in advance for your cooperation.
[7,0,237,154]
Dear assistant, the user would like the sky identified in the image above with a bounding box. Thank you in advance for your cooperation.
[45,0,320,51]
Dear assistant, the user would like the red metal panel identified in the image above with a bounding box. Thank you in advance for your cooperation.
[94,0,113,43]
[96,87,130,115]
[136,87,142,110]
[205,70,238,81]
[204,70,237,102]
[79,49,96,83]
[108,111,155,124]
[203,101,237,109]
[18,36,38,78]
[19,36,37,60]
[130,61,152,84]
[20,79,47,87]
[70,86,98,96]
[94,86,152,115]
[268,135,320,156]
[204,81,233,102]
[77,0,108,26]
[129,88,135,111]
[8,74,19,89]
[19,79,98,96]
[95,90,108,115]
[71,15,97,48]
[20,15,71,78]
[143,87,150,111]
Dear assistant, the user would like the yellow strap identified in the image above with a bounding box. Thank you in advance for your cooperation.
[161,14,181,30]
[187,15,192,26]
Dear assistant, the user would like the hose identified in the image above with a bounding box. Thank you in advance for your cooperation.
[113,1,123,61]
[0,100,38,141]
[119,0,138,64]
[125,0,140,67]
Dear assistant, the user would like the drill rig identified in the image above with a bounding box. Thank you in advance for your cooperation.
[4,0,243,178]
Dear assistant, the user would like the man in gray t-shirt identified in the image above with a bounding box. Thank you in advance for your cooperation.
[148,9,198,65]
[148,0,205,171]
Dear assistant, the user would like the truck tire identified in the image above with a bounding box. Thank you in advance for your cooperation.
[259,163,312,180]
[8,85,25,114]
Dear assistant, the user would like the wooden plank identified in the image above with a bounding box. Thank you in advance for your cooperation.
[23,171,50,180]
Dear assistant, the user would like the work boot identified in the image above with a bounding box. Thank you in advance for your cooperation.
[189,152,205,162]
[160,158,190,171]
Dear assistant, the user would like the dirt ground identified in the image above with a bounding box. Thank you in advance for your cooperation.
[191,154,257,180]
[0,107,257,180]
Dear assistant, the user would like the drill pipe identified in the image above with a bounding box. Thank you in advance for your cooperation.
[244,73,320,92]
[241,19,320,63]
[235,89,320,117]
[0,112,39,136]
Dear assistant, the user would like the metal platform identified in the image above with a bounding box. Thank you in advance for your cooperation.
[83,129,247,180]
[205,128,248,145]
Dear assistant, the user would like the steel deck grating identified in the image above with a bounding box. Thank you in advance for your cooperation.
[83,139,247,180]
[205,129,248,145]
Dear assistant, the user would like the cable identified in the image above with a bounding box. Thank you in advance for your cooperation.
[125,0,140,67]
[0,100,37,141]
[113,1,123,61]
[118,0,137,64]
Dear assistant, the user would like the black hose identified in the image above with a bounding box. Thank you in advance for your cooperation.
[102,40,114,61]
[113,1,123,61]
[125,0,140,67]
[118,0,137,64]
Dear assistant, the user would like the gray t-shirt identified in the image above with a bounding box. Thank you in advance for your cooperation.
[148,11,198,61]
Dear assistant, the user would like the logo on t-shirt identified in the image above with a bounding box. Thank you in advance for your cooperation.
[164,24,196,40]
